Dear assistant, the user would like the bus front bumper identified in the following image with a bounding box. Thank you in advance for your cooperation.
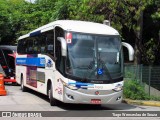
[63,87,123,104]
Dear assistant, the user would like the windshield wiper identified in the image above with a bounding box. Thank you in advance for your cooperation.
[82,58,112,81]
[97,51,113,80]
[97,58,112,80]
[81,60,95,82]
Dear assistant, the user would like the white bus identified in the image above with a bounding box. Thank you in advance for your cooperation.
[16,20,134,106]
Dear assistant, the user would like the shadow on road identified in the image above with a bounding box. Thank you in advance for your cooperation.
[5,84,137,111]
[56,102,137,111]
[28,89,137,111]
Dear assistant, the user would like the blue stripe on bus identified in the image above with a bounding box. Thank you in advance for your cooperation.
[68,82,94,89]
[16,57,45,67]
[30,30,41,37]
[68,82,93,86]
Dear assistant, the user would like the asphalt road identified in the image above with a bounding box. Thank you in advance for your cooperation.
[0,84,160,119]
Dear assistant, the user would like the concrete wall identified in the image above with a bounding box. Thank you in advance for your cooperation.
[144,83,160,97]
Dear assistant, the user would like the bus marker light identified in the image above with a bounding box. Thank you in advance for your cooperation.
[66,33,72,44]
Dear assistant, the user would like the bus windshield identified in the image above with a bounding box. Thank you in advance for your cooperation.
[66,32,123,80]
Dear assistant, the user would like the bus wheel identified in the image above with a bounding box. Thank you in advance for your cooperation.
[21,75,27,92]
[12,82,18,86]
[48,84,58,106]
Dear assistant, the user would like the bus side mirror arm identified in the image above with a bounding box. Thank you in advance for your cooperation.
[57,37,67,57]
[122,42,134,61]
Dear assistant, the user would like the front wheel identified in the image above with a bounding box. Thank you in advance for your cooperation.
[48,84,59,106]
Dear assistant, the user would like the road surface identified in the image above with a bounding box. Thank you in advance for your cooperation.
[0,84,159,119]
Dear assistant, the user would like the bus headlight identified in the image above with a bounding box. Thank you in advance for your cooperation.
[68,85,78,90]
[60,79,78,90]
[112,84,123,92]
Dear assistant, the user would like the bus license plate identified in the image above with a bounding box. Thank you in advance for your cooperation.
[91,99,101,104]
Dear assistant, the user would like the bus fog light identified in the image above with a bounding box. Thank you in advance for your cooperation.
[116,96,122,101]
[67,94,74,100]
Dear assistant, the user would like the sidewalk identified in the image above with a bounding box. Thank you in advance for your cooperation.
[123,99,160,107]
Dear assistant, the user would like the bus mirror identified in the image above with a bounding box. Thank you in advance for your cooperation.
[57,37,67,57]
[122,42,134,61]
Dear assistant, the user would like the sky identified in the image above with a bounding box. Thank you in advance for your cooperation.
[25,0,36,3]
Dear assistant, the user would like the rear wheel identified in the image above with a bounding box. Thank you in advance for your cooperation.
[48,84,59,106]
[12,82,18,86]
[21,75,27,92]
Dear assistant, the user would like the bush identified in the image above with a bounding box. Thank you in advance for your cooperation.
[149,95,160,101]
[123,80,150,100]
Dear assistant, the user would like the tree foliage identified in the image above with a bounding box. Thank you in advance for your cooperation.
[0,0,159,65]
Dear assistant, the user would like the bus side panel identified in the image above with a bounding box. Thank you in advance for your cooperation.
[16,65,26,85]
[16,55,27,85]
[44,55,65,102]
[52,71,68,102]
[35,68,47,95]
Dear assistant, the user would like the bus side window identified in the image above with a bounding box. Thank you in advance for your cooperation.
[0,49,6,66]
[39,35,47,54]
[55,27,64,73]
[18,39,27,54]
[27,39,34,53]
[45,31,54,56]
[33,38,40,53]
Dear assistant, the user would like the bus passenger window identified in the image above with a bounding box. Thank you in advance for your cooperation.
[46,32,54,56]
[0,50,6,66]
[18,39,27,54]
[41,47,46,53]
[33,39,40,53]
[47,45,53,51]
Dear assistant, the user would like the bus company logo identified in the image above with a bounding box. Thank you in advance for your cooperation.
[94,85,103,89]
[2,112,11,117]
[46,59,53,68]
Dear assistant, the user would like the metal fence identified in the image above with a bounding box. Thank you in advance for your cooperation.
[124,64,160,97]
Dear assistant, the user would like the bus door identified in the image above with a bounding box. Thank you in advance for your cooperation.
[0,64,6,77]
[0,48,16,83]
[0,49,7,76]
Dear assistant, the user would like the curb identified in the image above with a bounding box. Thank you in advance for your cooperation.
[123,99,160,107]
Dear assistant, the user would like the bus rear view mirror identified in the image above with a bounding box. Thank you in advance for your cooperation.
[57,37,67,57]
[122,42,134,61]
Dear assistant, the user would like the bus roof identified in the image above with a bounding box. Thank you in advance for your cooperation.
[18,20,119,40]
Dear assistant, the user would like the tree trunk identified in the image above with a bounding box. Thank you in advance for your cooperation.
[134,10,143,65]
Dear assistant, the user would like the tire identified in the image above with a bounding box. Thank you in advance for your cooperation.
[48,84,58,106]
[21,75,27,92]
[12,82,18,86]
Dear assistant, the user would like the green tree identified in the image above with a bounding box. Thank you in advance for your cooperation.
[0,0,159,65]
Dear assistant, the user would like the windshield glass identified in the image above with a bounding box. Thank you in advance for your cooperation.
[66,32,122,80]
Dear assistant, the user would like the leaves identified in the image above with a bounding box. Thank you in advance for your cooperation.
[0,0,159,65]
[124,80,150,100]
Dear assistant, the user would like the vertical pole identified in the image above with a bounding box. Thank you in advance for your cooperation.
[140,64,143,84]
[138,64,139,81]
[134,65,136,80]
[54,28,55,58]
[148,66,151,96]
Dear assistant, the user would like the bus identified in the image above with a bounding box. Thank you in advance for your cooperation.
[16,20,134,106]
[0,45,17,84]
